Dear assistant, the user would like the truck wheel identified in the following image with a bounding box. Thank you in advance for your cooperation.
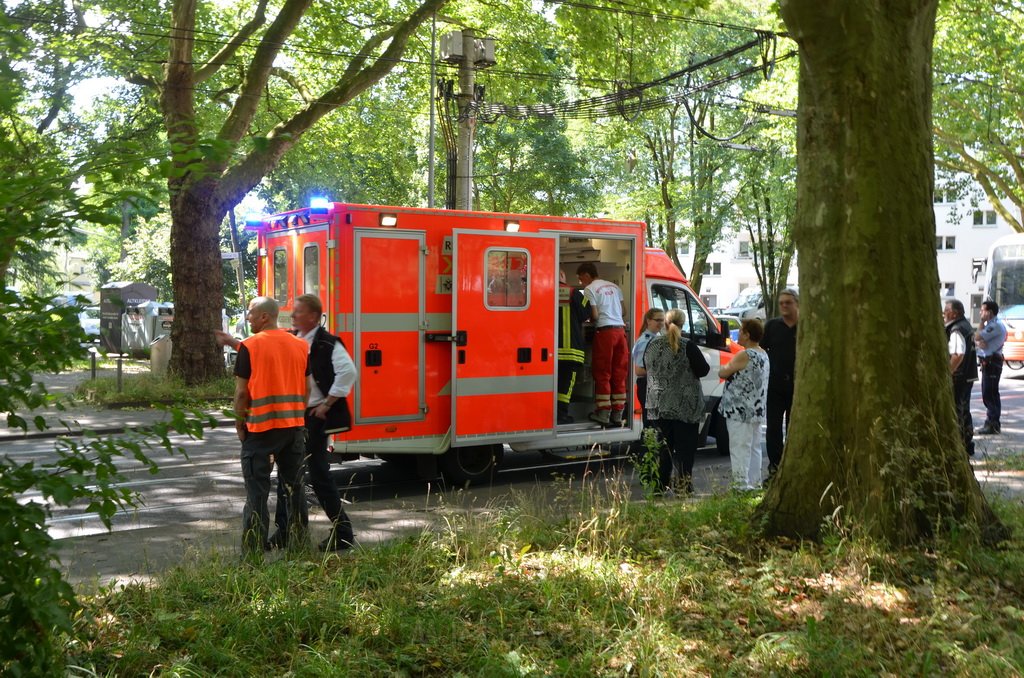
[441,444,503,485]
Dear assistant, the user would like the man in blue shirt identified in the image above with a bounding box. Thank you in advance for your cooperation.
[975,300,1007,435]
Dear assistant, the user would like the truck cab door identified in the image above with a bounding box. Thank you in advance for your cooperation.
[452,231,557,445]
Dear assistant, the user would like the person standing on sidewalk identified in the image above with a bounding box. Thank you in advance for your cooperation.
[975,300,1007,436]
[576,262,629,427]
[945,298,978,457]
[272,294,357,552]
[644,307,710,494]
[761,288,799,478]
[632,308,665,430]
[718,319,770,490]
[217,296,309,558]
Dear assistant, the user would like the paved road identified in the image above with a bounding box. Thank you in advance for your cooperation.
[12,370,1024,588]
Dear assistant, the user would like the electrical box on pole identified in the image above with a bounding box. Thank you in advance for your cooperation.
[439,29,496,211]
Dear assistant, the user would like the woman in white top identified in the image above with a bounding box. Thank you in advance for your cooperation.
[718,319,770,489]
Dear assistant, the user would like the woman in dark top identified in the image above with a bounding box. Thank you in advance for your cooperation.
[644,307,710,494]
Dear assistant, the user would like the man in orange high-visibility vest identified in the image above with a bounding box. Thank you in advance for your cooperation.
[219,296,310,557]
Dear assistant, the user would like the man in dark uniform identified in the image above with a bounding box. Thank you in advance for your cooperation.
[557,270,587,424]
[273,294,357,552]
[945,298,978,456]
[761,288,799,477]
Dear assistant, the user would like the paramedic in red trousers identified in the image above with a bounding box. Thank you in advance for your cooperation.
[576,262,629,426]
[272,293,357,551]
[217,296,309,558]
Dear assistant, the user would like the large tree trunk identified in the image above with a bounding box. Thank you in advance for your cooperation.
[756,0,1005,544]
[168,182,226,382]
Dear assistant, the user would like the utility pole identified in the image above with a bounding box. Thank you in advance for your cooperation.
[440,29,495,211]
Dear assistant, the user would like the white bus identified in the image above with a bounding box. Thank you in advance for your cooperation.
[983,233,1024,367]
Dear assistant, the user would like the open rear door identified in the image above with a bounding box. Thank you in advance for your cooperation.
[452,231,557,445]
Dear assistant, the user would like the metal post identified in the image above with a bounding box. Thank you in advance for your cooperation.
[116,354,123,393]
[427,13,437,208]
[90,349,97,380]
[455,29,476,211]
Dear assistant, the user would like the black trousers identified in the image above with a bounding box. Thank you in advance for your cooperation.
[981,357,1003,427]
[241,426,305,555]
[275,412,354,543]
[765,388,793,471]
[657,418,699,489]
[953,378,975,457]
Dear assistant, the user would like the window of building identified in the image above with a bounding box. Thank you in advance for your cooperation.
[737,241,751,259]
[702,262,722,276]
[679,241,690,255]
[701,294,717,308]
[485,249,529,309]
[941,282,955,297]
[974,209,997,227]
[303,245,320,295]
[273,249,288,304]
[936,236,956,251]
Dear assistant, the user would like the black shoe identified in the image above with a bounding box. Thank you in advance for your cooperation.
[319,534,354,552]
[268,530,287,550]
[976,423,1000,435]
[557,414,574,425]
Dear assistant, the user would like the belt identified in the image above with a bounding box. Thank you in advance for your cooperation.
[595,325,625,331]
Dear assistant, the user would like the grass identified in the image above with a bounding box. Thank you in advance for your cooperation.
[63,473,1024,676]
[74,372,235,408]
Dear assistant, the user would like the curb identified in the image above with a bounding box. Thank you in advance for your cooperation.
[1,418,238,441]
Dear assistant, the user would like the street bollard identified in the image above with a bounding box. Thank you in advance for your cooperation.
[90,348,97,380]
[116,354,123,393]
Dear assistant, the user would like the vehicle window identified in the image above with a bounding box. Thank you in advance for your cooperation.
[649,283,712,345]
[273,249,288,304]
[303,245,320,295]
[485,249,529,309]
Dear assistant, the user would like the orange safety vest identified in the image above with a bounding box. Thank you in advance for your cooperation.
[243,328,309,433]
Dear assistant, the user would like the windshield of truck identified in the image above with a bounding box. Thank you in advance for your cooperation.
[989,244,1024,319]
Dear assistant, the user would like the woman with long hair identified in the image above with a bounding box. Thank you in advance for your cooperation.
[718,319,770,489]
[644,307,709,494]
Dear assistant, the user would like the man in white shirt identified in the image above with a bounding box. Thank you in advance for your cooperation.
[577,262,629,426]
[275,294,358,551]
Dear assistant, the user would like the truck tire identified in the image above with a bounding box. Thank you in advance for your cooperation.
[440,444,503,485]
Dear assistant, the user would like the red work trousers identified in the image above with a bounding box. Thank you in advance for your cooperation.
[591,326,629,412]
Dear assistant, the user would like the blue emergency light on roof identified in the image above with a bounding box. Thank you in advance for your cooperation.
[310,197,330,214]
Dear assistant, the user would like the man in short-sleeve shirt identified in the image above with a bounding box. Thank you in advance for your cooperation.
[577,261,629,427]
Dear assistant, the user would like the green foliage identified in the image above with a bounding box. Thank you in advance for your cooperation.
[76,372,235,408]
[65,482,1024,675]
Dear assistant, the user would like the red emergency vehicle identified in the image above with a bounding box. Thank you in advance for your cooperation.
[246,202,735,482]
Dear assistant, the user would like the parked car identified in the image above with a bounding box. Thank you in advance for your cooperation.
[722,288,766,319]
[79,306,100,341]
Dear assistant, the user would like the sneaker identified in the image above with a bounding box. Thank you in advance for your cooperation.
[588,409,611,426]
[609,410,623,426]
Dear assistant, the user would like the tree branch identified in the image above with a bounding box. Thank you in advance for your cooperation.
[217,0,313,146]
[195,0,269,84]
[270,67,313,103]
[215,0,450,209]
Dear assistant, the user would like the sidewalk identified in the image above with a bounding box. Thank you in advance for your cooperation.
[1,368,235,440]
